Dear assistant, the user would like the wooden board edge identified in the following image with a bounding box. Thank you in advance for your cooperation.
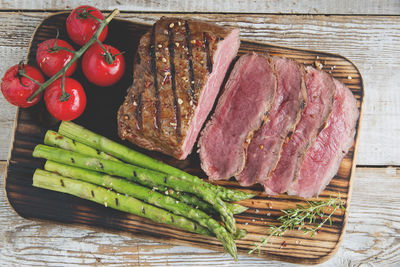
[12,212,229,255]
[298,56,365,265]
[3,108,20,218]
[240,39,354,63]
[3,9,53,219]
[3,12,365,264]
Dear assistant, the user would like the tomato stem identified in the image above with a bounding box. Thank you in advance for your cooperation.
[17,61,43,87]
[47,30,75,54]
[86,12,103,23]
[27,9,120,102]
[96,40,115,64]
[60,72,70,102]
[77,6,102,23]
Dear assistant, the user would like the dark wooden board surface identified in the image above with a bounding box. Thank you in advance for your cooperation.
[4,12,363,265]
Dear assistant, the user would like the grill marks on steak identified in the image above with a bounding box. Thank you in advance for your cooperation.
[236,57,306,186]
[119,17,358,198]
[118,17,240,159]
[198,54,277,180]
[287,79,359,198]
[184,22,196,100]
[150,23,161,131]
[167,23,182,138]
[263,66,336,195]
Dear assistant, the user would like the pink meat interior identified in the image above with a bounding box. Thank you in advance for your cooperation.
[179,28,240,159]
[237,57,304,186]
[199,53,276,180]
[287,79,359,197]
[264,67,335,195]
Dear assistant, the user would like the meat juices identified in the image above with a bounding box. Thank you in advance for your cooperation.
[118,17,240,159]
[263,66,335,195]
[237,57,306,186]
[198,54,277,180]
[287,79,359,198]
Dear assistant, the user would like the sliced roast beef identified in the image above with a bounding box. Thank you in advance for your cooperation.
[263,66,335,195]
[198,53,276,180]
[287,79,359,197]
[236,57,306,186]
[118,17,240,159]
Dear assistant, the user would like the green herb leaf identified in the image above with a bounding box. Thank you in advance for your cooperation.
[248,194,345,254]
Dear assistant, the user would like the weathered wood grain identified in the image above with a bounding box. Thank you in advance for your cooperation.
[0,10,397,265]
[4,13,362,264]
[1,162,399,266]
[0,12,399,165]
[0,0,399,15]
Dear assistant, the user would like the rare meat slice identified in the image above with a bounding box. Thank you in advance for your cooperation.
[287,79,359,197]
[236,57,306,186]
[263,66,335,195]
[198,53,276,180]
[118,17,240,159]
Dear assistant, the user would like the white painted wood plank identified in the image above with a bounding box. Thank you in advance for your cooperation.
[0,12,40,161]
[1,162,399,265]
[0,12,399,165]
[0,0,399,15]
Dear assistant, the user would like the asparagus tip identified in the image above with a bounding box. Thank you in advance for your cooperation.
[230,203,249,215]
[233,228,248,240]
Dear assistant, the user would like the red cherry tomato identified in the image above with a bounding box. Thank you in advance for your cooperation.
[66,5,108,46]
[82,43,125,87]
[36,39,77,77]
[1,63,45,107]
[44,78,87,121]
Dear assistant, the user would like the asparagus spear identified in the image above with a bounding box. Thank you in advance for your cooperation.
[59,121,255,202]
[44,131,248,215]
[229,203,249,215]
[45,130,121,162]
[159,188,247,215]
[33,169,212,236]
[45,131,248,215]
[33,145,237,234]
[44,161,238,259]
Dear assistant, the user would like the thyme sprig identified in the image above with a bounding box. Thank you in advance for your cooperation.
[249,194,346,255]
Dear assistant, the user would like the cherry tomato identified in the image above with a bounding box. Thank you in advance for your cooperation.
[66,5,108,46]
[44,78,87,121]
[1,63,45,107]
[36,39,77,77]
[82,43,125,87]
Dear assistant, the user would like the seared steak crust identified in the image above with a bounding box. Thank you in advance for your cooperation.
[118,17,240,159]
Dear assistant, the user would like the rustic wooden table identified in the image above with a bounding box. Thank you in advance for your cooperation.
[0,1,399,266]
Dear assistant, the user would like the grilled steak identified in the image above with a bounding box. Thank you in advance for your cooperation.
[263,66,335,195]
[287,79,359,197]
[237,57,306,186]
[118,17,240,159]
[198,53,276,180]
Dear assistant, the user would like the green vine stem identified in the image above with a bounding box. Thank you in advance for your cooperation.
[47,30,75,54]
[60,71,69,101]
[95,40,115,64]
[17,61,43,87]
[27,8,120,102]
[76,6,101,22]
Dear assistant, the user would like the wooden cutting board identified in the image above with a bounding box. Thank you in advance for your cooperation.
[4,12,363,265]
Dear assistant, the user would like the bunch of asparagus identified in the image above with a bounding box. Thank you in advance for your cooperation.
[32,121,255,260]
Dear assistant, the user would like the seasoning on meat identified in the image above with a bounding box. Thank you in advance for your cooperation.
[118,17,240,160]
[198,53,277,180]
